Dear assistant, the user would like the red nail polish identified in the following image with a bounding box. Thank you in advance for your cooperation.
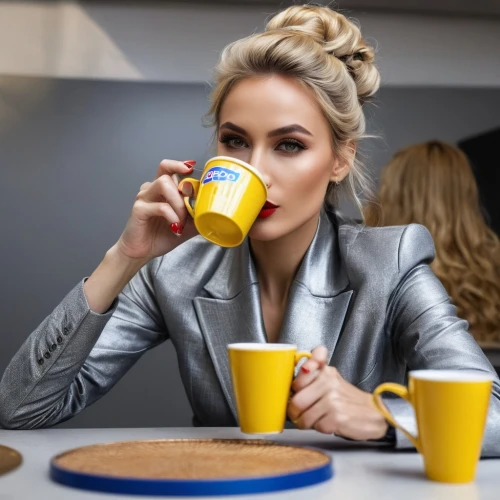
[183,160,196,169]
[301,366,310,374]
[170,222,183,236]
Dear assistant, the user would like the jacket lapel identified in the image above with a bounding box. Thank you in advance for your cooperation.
[194,240,266,419]
[194,210,353,419]
[279,211,353,365]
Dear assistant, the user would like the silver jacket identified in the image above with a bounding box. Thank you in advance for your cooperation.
[1,211,499,454]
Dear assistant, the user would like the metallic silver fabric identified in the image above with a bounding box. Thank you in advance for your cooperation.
[1,211,499,455]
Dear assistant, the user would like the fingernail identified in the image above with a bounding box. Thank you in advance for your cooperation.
[170,222,183,236]
[301,366,310,374]
[180,184,193,196]
[183,160,196,169]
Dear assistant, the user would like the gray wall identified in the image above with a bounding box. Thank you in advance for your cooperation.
[1,76,499,428]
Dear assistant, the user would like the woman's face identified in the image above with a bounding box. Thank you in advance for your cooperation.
[216,74,348,243]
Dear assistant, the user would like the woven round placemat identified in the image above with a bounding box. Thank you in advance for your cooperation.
[0,445,22,476]
[50,438,333,496]
[53,439,329,478]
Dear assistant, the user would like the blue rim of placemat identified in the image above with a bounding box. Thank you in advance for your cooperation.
[50,452,333,496]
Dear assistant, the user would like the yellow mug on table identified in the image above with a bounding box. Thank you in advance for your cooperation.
[228,343,312,434]
[178,156,268,248]
[373,370,494,483]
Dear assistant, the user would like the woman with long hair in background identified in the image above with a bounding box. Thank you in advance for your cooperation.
[365,140,500,344]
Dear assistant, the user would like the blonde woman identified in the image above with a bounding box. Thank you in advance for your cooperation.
[365,141,500,345]
[1,6,499,454]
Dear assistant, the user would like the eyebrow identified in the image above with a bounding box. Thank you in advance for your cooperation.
[219,122,313,138]
[268,125,313,138]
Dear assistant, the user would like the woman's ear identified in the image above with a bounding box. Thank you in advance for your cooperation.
[330,142,356,183]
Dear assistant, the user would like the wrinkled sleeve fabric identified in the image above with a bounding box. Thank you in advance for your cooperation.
[382,224,500,456]
[0,258,167,429]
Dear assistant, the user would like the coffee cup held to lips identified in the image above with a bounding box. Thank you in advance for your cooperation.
[372,370,494,483]
[178,156,268,248]
[227,343,312,434]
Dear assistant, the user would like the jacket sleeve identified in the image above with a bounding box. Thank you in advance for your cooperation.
[382,224,500,456]
[0,258,167,429]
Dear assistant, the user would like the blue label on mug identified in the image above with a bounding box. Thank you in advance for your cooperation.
[202,166,240,185]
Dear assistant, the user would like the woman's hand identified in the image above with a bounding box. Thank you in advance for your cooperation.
[287,346,388,441]
[84,159,198,314]
[114,159,198,264]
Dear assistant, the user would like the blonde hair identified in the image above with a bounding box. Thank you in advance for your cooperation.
[365,141,500,343]
[207,4,380,218]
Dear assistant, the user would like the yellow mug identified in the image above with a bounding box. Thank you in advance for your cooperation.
[373,370,494,483]
[178,156,267,248]
[227,343,312,434]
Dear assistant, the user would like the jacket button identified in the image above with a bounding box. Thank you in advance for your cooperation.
[50,344,57,352]
[44,352,51,359]
[38,358,44,365]
[63,327,70,336]
[57,336,63,344]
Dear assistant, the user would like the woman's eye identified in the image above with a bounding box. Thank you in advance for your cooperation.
[229,138,246,148]
[220,135,247,149]
[276,140,305,153]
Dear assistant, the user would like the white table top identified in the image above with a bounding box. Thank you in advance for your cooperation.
[0,427,498,500]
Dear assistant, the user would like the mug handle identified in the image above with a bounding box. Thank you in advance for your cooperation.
[372,383,421,452]
[177,178,200,219]
[294,352,312,365]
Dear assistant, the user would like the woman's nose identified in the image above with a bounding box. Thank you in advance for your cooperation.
[249,152,272,189]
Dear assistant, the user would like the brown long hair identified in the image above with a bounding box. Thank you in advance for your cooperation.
[365,141,500,343]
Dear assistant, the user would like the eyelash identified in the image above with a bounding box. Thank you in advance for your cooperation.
[219,134,307,154]
[219,135,246,149]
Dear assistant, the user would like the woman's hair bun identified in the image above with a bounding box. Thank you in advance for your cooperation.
[266,4,380,103]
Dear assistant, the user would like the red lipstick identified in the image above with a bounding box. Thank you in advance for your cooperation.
[258,201,279,219]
